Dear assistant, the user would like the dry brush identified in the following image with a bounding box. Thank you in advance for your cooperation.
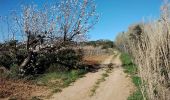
[115,2,170,100]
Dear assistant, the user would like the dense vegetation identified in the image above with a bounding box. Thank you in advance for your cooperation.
[115,2,170,100]
[0,41,84,76]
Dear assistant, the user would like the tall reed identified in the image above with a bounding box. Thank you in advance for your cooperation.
[115,3,170,100]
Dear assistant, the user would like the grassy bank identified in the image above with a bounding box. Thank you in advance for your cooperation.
[35,69,87,94]
[120,53,143,100]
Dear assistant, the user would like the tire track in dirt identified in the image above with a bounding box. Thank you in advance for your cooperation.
[90,54,135,100]
[48,53,135,100]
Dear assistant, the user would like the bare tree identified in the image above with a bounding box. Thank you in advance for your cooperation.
[10,0,98,50]
[6,0,98,75]
[55,0,98,42]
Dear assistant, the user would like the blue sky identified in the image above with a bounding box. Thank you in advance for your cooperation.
[0,0,162,41]
[90,0,161,40]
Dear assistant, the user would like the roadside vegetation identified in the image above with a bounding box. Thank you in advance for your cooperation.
[120,53,143,100]
[82,39,115,49]
[116,2,170,100]
[35,69,87,93]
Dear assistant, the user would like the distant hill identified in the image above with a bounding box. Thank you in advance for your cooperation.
[81,39,115,49]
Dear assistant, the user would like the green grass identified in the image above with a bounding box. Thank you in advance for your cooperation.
[128,76,144,100]
[35,69,87,93]
[123,65,138,75]
[128,89,143,100]
[120,53,133,66]
[132,76,142,87]
[120,53,143,100]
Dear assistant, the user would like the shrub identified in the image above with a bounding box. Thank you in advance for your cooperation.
[19,52,55,76]
[16,49,27,65]
[0,45,84,76]
[57,48,83,70]
[84,40,115,49]
[0,53,13,69]
[47,63,67,72]
[9,64,20,78]
[19,48,84,76]
[35,52,59,73]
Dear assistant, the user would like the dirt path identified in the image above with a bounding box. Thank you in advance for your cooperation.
[90,54,135,100]
[48,54,135,100]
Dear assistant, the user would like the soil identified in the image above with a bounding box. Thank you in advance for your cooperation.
[0,79,50,100]
[48,53,135,100]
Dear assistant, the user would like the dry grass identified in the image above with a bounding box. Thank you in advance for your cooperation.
[83,55,110,65]
[115,2,170,100]
[0,78,51,100]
